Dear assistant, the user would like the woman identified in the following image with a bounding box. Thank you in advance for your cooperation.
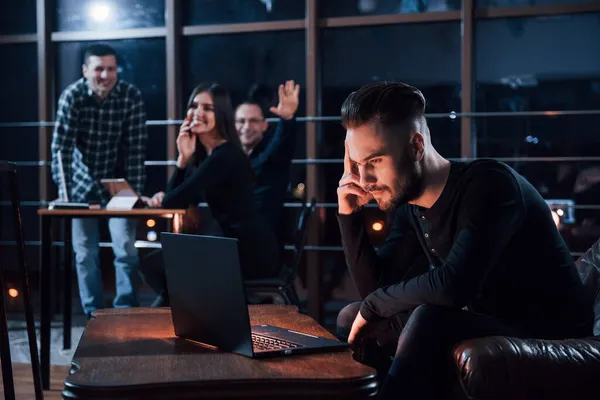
[161,83,281,281]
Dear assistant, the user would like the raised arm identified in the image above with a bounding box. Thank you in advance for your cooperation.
[254,80,300,166]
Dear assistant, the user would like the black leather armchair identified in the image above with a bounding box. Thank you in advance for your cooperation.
[453,240,600,399]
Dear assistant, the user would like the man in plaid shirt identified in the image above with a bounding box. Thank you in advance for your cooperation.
[51,44,147,317]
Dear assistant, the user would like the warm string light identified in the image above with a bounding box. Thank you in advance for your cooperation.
[372,221,384,232]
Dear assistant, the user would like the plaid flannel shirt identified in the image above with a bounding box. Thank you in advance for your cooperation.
[51,78,147,204]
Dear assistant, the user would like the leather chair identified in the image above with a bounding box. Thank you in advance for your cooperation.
[453,239,600,399]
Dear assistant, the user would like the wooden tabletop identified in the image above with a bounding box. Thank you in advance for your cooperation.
[62,306,377,400]
[38,208,186,216]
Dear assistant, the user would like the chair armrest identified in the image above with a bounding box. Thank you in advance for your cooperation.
[453,336,600,400]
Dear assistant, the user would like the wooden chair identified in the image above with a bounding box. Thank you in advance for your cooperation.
[244,197,317,307]
[0,161,43,399]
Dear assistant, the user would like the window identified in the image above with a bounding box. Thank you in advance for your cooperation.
[477,0,597,7]
[321,0,461,17]
[321,23,462,118]
[475,14,600,156]
[475,14,600,112]
[184,31,306,114]
[0,44,38,123]
[0,0,36,35]
[55,0,165,32]
[476,115,600,158]
[55,39,166,119]
[185,30,306,219]
[184,0,305,25]
[55,38,167,195]
[0,43,38,203]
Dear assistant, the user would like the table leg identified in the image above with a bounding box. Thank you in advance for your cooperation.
[53,227,60,317]
[40,215,52,390]
[172,213,182,233]
[0,250,16,400]
[63,217,72,350]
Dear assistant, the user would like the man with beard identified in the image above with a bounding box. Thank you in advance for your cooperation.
[335,82,592,399]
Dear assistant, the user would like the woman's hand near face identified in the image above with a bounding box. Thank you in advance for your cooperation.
[176,117,196,169]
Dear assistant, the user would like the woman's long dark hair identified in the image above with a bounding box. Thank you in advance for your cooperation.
[186,82,244,166]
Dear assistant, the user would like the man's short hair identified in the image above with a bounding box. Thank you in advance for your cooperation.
[341,82,427,138]
[83,44,118,65]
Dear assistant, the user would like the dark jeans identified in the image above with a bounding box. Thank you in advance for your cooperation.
[337,302,525,400]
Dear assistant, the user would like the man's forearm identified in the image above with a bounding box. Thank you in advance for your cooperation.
[337,211,384,299]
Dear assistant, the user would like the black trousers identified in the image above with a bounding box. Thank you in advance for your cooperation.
[337,302,525,400]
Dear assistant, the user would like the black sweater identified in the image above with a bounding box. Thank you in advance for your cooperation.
[338,159,593,338]
[249,117,297,237]
[161,142,280,279]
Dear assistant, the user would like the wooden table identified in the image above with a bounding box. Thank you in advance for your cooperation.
[37,208,186,390]
[62,306,378,399]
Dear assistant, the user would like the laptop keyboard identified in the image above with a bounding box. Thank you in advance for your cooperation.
[251,334,302,351]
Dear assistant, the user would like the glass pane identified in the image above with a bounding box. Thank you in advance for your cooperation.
[55,39,167,198]
[475,14,600,112]
[321,23,462,131]
[184,31,306,114]
[0,44,38,123]
[145,126,170,197]
[55,39,166,120]
[0,43,39,252]
[494,160,600,254]
[184,0,305,25]
[477,0,597,7]
[0,0,36,34]
[321,0,461,17]
[475,114,600,158]
[56,0,165,31]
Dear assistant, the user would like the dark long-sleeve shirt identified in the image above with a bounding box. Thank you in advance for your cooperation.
[162,142,280,279]
[338,159,593,338]
[249,117,296,236]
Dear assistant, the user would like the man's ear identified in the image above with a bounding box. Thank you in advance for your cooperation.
[412,133,425,161]
[81,64,87,76]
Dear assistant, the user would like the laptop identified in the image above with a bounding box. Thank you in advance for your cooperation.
[48,150,90,210]
[100,178,146,209]
[160,232,349,358]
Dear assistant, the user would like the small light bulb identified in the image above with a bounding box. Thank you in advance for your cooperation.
[372,222,384,232]
[146,219,156,228]
[89,3,110,22]
[8,288,19,298]
[147,231,158,242]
